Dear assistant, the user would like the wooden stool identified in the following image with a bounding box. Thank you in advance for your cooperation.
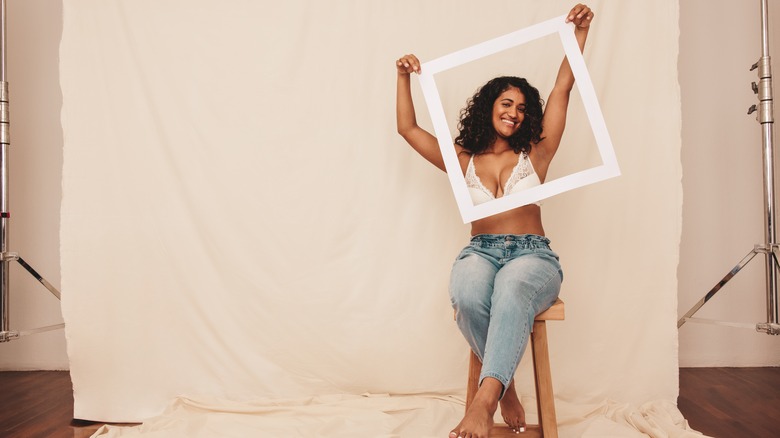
[465,298,564,438]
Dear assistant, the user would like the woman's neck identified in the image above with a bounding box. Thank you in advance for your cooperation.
[484,138,512,155]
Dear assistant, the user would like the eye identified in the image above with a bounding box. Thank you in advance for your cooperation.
[517,106,526,113]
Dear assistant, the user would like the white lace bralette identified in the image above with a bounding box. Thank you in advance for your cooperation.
[464,152,542,205]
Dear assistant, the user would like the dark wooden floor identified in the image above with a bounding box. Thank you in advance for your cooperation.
[0,371,100,438]
[1,368,778,438]
[678,367,780,438]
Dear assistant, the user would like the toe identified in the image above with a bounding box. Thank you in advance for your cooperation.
[504,416,519,430]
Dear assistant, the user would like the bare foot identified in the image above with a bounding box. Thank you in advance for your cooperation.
[499,380,526,433]
[449,378,502,438]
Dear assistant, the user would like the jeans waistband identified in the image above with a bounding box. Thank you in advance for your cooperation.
[469,233,551,249]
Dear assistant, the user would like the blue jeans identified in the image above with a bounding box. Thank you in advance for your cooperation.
[449,234,562,398]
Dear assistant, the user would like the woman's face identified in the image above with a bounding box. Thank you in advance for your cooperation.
[491,86,526,139]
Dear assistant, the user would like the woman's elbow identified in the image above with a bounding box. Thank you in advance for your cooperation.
[396,124,415,139]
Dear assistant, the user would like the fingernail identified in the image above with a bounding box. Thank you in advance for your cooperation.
[519,427,525,433]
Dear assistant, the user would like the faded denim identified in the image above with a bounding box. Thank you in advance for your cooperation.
[449,234,562,398]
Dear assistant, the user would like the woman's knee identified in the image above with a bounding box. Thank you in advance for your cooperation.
[449,255,495,315]
[452,287,491,320]
[492,257,561,308]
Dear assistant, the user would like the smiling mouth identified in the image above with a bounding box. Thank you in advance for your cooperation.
[501,118,517,128]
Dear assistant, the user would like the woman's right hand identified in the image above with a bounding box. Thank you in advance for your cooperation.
[396,54,421,75]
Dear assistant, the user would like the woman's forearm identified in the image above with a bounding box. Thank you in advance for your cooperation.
[396,73,418,138]
[553,26,589,93]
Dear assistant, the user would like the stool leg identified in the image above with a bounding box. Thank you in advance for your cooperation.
[531,320,558,438]
[465,350,481,411]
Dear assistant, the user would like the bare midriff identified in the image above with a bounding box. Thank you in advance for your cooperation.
[469,204,545,237]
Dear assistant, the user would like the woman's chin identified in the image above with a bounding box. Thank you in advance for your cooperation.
[496,130,516,139]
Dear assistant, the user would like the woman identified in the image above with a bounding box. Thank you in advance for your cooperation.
[395,4,593,438]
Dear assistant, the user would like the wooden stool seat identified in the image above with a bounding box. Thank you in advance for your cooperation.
[465,298,564,438]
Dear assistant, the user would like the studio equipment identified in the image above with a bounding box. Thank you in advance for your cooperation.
[0,0,63,343]
[678,0,780,335]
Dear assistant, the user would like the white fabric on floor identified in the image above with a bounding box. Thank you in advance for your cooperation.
[90,396,704,438]
[59,0,696,436]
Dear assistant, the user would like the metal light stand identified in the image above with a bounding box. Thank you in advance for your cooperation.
[678,0,780,335]
[0,0,64,343]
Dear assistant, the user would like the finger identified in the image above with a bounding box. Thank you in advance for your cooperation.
[573,7,589,21]
[398,54,420,73]
[572,11,593,27]
[567,3,583,21]
[396,58,408,72]
[406,54,421,73]
[577,11,594,27]
[567,4,588,21]
[398,62,417,74]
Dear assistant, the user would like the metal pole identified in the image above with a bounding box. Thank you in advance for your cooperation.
[678,0,780,335]
[0,0,10,338]
[758,0,780,327]
[0,0,63,343]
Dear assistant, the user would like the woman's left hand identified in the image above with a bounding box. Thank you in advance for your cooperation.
[566,4,594,30]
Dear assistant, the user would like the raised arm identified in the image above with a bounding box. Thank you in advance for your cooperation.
[396,54,448,172]
[536,4,593,160]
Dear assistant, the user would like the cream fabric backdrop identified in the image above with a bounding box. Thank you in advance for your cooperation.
[60,0,697,436]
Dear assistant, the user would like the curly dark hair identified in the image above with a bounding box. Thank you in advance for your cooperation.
[454,76,545,155]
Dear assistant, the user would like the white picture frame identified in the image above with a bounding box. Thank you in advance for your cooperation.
[417,14,620,223]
